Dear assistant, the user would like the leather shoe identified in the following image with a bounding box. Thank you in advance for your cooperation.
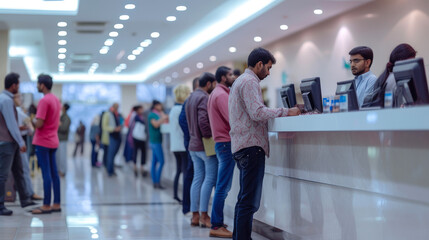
[209,227,233,238]
[21,201,37,208]
[0,207,13,216]
[31,194,43,201]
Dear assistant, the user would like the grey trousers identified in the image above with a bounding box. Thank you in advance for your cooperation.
[0,142,30,205]
[56,141,68,174]
[20,149,34,197]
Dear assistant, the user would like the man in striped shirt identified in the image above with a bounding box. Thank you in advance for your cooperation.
[229,48,300,240]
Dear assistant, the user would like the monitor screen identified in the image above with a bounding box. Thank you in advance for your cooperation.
[280,84,296,108]
[393,58,429,106]
[300,77,323,113]
[336,80,359,111]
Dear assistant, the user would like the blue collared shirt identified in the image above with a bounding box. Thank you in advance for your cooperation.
[0,90,25,147]
[355,71,377,107]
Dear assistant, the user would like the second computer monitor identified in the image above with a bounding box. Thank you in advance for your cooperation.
[280,84,297,108]
[300,77,323,113]
[336,80,360,111]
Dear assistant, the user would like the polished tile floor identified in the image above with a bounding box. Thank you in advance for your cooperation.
[1,145,269,240]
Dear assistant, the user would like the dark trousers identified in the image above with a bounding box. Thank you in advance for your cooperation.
[102,144,108,168]
[232,146,265,240]
[73,141,84,157]
[90,140,98,167]
[133,138,147,166]
[35,146,60,206]
[173,151,187,199]
[107,136,121,175]
[182,151,193,214]
[0,142,30,207]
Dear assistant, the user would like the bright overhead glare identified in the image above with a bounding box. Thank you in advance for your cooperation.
[125,4,135,10]
[57,22,67,27]
[92,63,99,68]
[132,50,141,55]
[196,62,203,69]
[166,16,176,22]
[151,32,160,38]
[58,48,67,53]
[109,31,119,37]
[209,56,216,62]
[58,31,67,36]
[104,39,114,46]
[314,9,323,15]
[280,24,288,30]
[119,15,130,20]
[9,47,28,57]
[58,54,66,59]
[58,40,67,45]
[254,36,262,42]
[128,55,136,60]
[229,47,237,53]
[59,68,64,72]
[183,67,190,74]
[114,24,124,29]
[58,63,66,67]
[176,6,187,11]
[0,1,79,15]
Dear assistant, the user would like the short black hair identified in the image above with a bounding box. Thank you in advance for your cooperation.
[192,77,199,91]
[349,46,374,68]
[215,66,231,83]
[63,103,70,111]
[233,69,241,77]
[247,47,276,67]
[151,100,161,110]
[37,74,53,90]
[5,72,20,89]
[198,72,215,87]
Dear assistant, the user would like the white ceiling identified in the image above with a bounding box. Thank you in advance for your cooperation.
[0,0,373,84]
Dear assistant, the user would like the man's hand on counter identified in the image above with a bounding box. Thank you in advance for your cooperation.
[287,107,301,116]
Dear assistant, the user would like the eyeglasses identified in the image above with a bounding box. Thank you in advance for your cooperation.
[349,58,365,64]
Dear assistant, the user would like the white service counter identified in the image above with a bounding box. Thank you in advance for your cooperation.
[225,106,429,240]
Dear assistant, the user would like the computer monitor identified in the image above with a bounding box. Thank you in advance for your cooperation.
[300,77,323,113]
[280,84,296,108]
[335,80,360,111]
[393,57,429,106]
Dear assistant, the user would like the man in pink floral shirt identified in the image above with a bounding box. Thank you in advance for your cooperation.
[229,48,300,240]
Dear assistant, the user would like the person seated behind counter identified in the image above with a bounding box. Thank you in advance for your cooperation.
[349,46,377,107]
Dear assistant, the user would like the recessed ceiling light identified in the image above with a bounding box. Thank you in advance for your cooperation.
[114,24,124,29]
[140,42,149,47]
[176,6,187,11]
[137,47,144,52]
[92,63,99,68]
[59,68,64,72]
[125,4,135,10]
[151,32,160,38]
[196,62,203,69]
[172,72,179,78]
[144,39,152,45]
[57,22,67,27]
[254,36,262,42]
[166,16,176,22]
[314,9,323,15]
[58,54,66,59]
[58,63,66,67]
[209,56,216,62]
[119,63,127,69]
[128,55,136,60]
[58,40,67,45]
[58,31,67,37]
[109,31,119,37]
[183,67,190,74]
[104,39,114,46]
[100,47,109,54]
[165,76,172,83]
[119,15,130,20]
[153,81,160,88]
[115,67,122,73]
[229,47,237,53]
[280,24,289,30]
[58,48,67,53]
[132,49,141,55]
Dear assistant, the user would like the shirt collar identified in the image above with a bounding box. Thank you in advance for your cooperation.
[2,90,13,98]
[196,88,209,96]
[356,70,373,81]
[216,84,230,94]
[245,68,261,82]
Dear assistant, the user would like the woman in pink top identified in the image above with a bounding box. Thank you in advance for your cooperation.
[32,74,62,214]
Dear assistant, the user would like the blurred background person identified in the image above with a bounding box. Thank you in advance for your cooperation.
[89,115,101,168]
[103,103,122,177]
[148,100,168,189]
[131,105,148,177]
[73,120,85,158]
[57,103,71,177]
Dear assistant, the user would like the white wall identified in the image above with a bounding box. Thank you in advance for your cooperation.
[262,0,429,107]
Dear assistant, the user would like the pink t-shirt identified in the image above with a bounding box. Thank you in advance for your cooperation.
[208,84,231,143]
[32,93,61,148]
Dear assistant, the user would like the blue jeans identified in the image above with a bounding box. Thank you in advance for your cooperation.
[232,146,265,240]
[91,140,98,167]
[150,143,164,184]
[211,142,235,228]
[107,136,121,175]
[182,151,193,214]
[189,151,218,212]
[35,145,61,206]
